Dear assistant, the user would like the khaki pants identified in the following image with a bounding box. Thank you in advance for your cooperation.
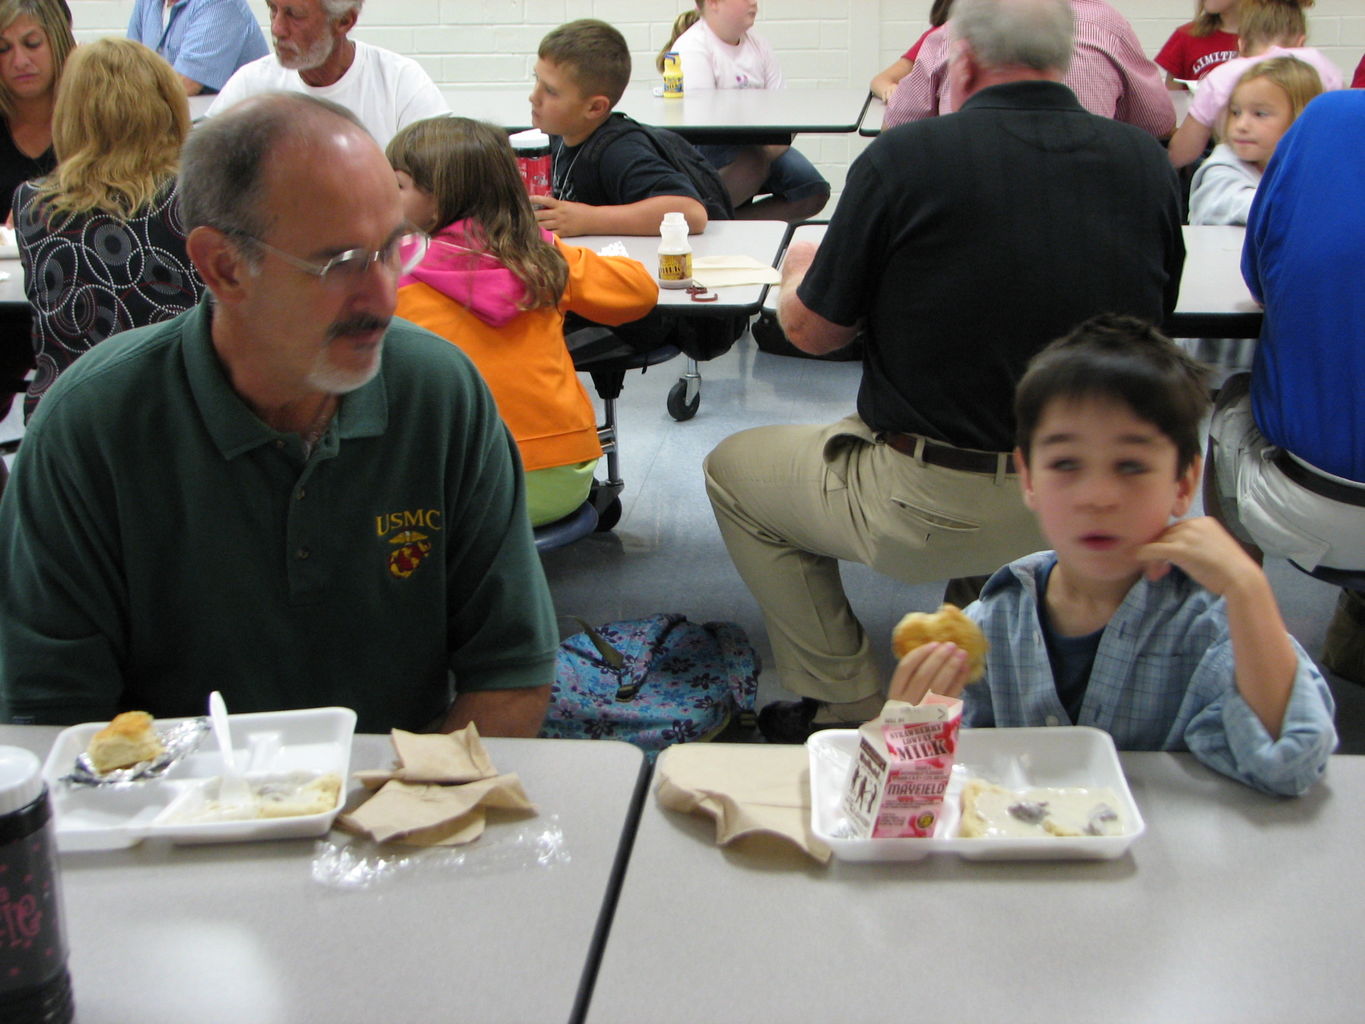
[703,415,1044,703]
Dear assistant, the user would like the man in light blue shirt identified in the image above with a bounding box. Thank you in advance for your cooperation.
[128,0,268,95]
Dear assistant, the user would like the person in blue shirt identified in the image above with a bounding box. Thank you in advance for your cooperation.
[890,314,1336,797]
[127,0,267,95]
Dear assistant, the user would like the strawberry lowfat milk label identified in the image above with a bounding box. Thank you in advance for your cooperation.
[841,695,962,838]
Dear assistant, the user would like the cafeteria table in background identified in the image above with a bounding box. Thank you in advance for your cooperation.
[860,90,1191,137]
[765,222,1263,343]
[440,86,870,145]
[588,747,1365,1024]
[0,726,647,1024]
[574,218,787,419]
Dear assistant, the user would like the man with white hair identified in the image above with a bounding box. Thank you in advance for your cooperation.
[207,0,447,144]
[705,0,1185,743]
[885,0,1173,137]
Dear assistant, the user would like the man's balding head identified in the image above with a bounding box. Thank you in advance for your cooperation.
[180,92,370,263]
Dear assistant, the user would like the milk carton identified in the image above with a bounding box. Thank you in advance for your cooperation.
[841,695,962,838]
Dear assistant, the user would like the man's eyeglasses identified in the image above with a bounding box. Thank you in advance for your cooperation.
[237,231,430,285]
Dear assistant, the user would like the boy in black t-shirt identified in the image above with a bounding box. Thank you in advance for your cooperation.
[529,19,708,236]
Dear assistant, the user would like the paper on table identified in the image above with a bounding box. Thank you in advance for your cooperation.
[341,723,536,846]
[655,743,831,863]
[690,254,781,289]
[353,723,497,788]
[338,773,534,846]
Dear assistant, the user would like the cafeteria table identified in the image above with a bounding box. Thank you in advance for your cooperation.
[860,90,1190,138]
[439,85,870,145]
[573,219,787,421]
[763,223,1263,340]
[0,726,648,1024]
[588,745,1365,1023]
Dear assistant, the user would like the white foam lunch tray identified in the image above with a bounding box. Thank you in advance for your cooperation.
[42,707,356,852]
[807,726,1145,862]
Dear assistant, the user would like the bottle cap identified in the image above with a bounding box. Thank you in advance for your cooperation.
[508,128,550,151]
[0,746,44,815]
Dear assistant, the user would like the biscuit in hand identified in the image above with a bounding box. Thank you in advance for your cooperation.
[891,603,988,683]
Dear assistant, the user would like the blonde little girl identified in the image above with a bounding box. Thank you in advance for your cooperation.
[387,117,657,526]
[657,0,829,221]
[1188,56,1323,225]
[1168,0,1341,168]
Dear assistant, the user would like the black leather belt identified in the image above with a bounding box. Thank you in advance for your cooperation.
[882,432,1017,475]
[1273,450,1365,508]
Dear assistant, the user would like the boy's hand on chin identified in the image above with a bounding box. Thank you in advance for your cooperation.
[530,195,590,236]
[1137,516,1261,597]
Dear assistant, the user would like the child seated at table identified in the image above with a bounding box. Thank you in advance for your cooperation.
[659,0,829,221]
[888,314,1337,797]
[1167,0,1341,168]
[1188,56,1322,226]
[386,116,658,526]
[870,0,953,102]
[527,19,714,237]
[1154,0,1240,91]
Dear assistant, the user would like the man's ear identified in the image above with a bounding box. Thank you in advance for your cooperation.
[1172,453,1202,518]
[1015,447,1037,510]
[333,8,359,37]
[187,226,250,302]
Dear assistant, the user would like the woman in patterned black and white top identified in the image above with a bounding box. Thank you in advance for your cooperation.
[14,35,202,419]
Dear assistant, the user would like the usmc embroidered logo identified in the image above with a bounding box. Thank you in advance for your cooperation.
[387,529,432,578]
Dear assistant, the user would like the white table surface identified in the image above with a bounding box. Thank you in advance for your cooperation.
[441,86,868,140]
[859,90,1189,137]
[589,744,1365,1024]
[0,726,646,1024]
[763,223,1261,337]
[576,219,788,315]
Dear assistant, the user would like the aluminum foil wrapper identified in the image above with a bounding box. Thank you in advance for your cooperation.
[62,717,210,786]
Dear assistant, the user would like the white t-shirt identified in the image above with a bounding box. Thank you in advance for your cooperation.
[672,20,782,91]
[207,40,449,145]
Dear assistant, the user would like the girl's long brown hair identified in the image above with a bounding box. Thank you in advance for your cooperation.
[387,117,567,311]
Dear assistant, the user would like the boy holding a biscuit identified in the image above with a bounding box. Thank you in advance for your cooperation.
[889,315,1336,796]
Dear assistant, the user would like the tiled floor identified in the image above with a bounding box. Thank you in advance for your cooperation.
[540,330,1365,754]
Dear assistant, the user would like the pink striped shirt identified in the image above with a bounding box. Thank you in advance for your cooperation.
[884,0,1174,138]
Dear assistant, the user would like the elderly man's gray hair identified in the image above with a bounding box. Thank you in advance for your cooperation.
[951,0,1074,75]
[179,93,367,260]
[321,0,363,19]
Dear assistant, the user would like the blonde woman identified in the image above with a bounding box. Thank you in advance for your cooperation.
[0,0,73,210]
[14,36,203,417]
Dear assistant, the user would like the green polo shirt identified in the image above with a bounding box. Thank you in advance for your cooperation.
[0,300,558,732]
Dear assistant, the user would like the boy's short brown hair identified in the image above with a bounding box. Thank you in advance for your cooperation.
[1015,315,1211,474]
[538,19,631,107]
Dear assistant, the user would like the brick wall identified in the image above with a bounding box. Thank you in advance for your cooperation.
[71,1,1364,200]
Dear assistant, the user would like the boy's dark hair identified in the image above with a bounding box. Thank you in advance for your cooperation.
[1015,314,1210,474]
[539,19,631,107]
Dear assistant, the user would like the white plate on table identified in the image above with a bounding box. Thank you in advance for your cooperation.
[42,707,356,852]
[808,726,1144,862]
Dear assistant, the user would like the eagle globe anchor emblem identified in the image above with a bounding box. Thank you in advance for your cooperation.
[387,529,432,578]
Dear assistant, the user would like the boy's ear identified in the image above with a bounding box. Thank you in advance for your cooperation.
[1172,453,1203,518]
[584,94,612,121]
[1014,447,1037,510]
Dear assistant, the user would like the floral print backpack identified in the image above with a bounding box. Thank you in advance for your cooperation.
[540,614,759,759]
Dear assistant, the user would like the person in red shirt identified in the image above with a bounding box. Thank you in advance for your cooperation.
[1155,0,1240,89]
[1353,52,1364,89]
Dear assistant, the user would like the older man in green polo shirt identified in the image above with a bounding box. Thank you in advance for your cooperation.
[0,93,557,736]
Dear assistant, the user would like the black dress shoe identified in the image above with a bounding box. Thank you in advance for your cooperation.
[757,698,862,744]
